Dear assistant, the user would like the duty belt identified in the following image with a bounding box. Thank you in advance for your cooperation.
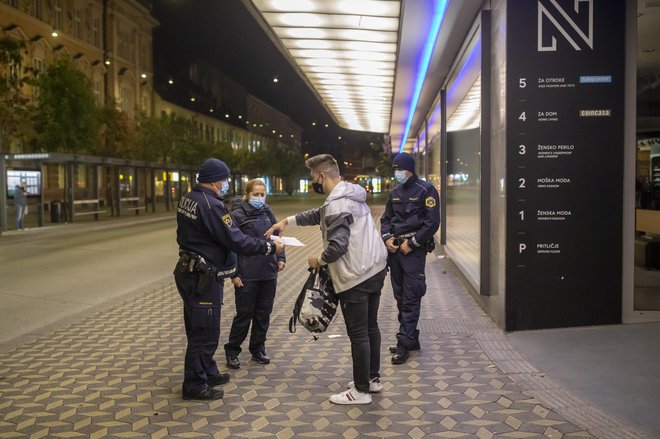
[395,232,416,239]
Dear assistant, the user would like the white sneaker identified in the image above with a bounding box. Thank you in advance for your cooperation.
[347,377,383,393]
[329,388,372,405]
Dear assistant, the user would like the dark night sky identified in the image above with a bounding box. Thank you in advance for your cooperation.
[152,0,383,160]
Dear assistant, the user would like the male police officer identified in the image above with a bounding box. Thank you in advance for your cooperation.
[380,152,440,364]
[175,158,283,400]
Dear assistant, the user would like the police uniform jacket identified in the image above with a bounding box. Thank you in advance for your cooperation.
[381,174,440,248]
[176,185,275,275]
[231,199,286,281]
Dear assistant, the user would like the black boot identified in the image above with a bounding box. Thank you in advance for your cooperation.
[183,387,224,400]
[391,347,409,364]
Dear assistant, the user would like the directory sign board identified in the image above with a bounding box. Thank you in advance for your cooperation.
[506,0,625,330]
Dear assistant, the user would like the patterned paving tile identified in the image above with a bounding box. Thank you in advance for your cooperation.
[0,209,643,438]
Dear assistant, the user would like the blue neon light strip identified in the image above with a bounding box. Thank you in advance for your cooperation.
[398,0,449,153]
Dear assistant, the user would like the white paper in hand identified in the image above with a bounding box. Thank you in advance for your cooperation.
[271,235,305,246]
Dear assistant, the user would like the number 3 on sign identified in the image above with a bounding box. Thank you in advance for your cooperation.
[518,144,526,155]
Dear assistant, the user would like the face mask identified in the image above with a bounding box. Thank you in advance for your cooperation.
[312,175,324,194]
[213,180,229,198]
[394,170,409,184]
[220,180,229,197]
[248,196,265,209]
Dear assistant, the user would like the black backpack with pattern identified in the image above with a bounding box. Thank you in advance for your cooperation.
[289,266,338,338]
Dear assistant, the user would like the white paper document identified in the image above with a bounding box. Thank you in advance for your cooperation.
[271,236,305,246]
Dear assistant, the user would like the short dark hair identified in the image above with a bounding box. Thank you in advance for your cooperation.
[305,154,340,178]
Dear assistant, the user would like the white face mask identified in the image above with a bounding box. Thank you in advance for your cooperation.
[394,170,409,184]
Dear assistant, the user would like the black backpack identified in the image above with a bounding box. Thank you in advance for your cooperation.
[289,266,338,339]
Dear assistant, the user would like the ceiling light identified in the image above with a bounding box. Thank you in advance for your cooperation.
[248,0,401,132]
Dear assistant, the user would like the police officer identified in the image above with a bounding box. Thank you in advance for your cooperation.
[174,158,283,400]
[380,153,440,364]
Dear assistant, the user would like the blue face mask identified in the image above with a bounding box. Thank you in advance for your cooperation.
[248,196,265,209]
[220,180,229,197]
[213,180,229,198]
[394,170,409,184]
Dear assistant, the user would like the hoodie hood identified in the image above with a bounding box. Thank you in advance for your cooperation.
[325,181,366,204]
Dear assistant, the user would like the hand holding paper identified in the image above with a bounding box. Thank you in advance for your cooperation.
[271,235,306,247]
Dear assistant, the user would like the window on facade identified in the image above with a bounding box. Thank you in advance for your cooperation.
[33,58,43,75]
[74,9,82,39]
[120,87,131,113]
[93,79,101,107]
[9,61,19,85]
[33,0,43,19]
[118,30,129,59]
[53,0,63,31]
[139,43,147,70]
[142,94,149,114]
[92,17,101,47]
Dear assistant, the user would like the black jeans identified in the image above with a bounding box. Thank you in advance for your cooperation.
[338,268,386,393]
[224,279,277,356]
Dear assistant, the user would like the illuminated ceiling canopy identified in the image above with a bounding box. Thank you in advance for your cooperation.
[245,0,401,133]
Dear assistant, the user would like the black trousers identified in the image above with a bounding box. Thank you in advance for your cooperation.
[174,270,223,394]
[388,248,427,349]
[339,268,386,394]
[224,279,276,356]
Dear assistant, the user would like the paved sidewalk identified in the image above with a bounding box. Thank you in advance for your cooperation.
[0,208,651,438]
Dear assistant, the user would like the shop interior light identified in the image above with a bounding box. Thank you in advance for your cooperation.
[446,75,481,132]
[248,0,401,132]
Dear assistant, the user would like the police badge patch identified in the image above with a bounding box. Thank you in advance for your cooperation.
[222,213,233,228]
[425,196,436,208]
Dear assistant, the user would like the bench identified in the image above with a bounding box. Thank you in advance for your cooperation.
[120,197,146,215]
[73,199,106,219]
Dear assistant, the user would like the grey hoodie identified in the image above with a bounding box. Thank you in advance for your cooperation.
[288,181,387,292]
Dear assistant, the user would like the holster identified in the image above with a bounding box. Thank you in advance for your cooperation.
[196,263,215,293]
[178,250,217,294]
[425,239,436,253]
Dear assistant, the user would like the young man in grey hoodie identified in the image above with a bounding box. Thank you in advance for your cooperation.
[266,154,388,405]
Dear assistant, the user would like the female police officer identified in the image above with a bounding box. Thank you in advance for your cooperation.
[175,158,283,400]
[224,179,286,369]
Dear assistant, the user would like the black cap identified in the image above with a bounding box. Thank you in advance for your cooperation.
[392,152,415,172]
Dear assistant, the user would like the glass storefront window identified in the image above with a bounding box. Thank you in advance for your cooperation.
[444,31,482,289]
[635,136,660,311]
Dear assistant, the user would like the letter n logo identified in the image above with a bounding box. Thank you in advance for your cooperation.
[537,0,594,52]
